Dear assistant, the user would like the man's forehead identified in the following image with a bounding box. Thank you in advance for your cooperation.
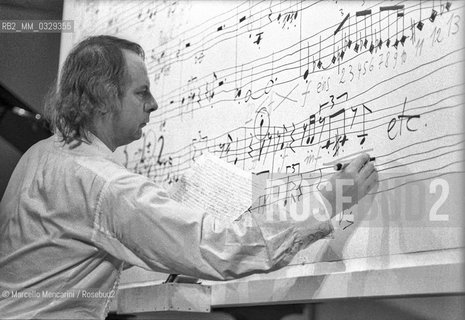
[123,49,149,86]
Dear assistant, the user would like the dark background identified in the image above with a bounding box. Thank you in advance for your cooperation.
[0,0,63,198]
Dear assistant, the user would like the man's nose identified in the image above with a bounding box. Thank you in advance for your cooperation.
[144,95,158,113]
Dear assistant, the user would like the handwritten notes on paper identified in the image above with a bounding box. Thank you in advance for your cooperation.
[169,152,259,222]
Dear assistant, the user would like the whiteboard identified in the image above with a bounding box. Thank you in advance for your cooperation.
[61,0,464,276]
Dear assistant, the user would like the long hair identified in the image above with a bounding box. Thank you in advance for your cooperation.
[45,35,145,144]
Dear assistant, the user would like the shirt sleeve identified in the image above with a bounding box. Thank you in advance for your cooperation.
[92,171,333,281]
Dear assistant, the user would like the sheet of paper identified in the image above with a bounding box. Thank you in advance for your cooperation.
[169,152,261,222]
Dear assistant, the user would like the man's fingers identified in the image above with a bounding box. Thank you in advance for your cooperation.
[359,160,375,180]
[346,153,370,173]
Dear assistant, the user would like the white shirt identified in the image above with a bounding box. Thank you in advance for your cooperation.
[0,134,333,319]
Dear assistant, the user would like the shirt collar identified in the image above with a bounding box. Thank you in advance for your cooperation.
[53,132,122,166]
[86,132,114,157]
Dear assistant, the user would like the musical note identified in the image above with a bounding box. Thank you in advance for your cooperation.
[357,104,372,145]
[322,108,346,152]
[234,64,244,100]
[355,9,371,52]
[317,35,323,69]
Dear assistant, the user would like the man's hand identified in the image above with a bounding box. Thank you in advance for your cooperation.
[320,153,378,218]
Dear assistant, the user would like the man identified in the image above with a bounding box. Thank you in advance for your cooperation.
[0,36,378,319]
